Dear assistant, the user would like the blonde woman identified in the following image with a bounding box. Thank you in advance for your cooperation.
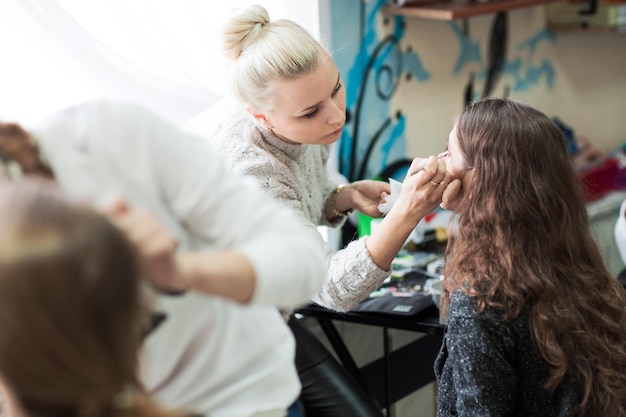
[200,5,453,416]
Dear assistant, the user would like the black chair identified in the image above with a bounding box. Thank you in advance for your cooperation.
[288,315,385,417]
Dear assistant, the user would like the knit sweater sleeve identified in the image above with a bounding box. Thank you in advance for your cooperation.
[249,174,390,312]
[245,170,390,312]
[314,237,390,312]
[219,150,390,312]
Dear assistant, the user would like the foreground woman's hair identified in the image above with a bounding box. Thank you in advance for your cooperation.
[0,180,178,417]
[443,98,626,416]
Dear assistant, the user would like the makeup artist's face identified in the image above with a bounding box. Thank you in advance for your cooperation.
[257,56,346,145]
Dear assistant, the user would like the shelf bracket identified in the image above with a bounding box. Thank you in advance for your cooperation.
[577,0,598,29]
[578,0,598,16]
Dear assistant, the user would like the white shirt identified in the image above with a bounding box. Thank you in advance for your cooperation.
[30,99,326,417]
[614,199,626,265]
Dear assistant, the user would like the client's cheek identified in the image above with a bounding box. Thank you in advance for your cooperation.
[444,162,462,179]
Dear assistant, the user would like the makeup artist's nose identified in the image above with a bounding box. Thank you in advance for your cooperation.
[327,102,345,125]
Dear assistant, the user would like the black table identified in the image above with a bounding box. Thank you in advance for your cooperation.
[295,302,446,416]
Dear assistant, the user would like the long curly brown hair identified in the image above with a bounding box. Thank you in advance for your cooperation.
[442,98,626,417]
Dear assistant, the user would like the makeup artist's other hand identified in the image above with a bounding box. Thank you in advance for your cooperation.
[441,179,463,211]
[343,180,391,218]
[97,193,185,291]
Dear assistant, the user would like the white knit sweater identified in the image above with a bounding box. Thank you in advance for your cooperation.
[206,103,390,312]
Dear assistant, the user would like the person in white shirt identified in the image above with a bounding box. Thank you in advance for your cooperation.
[613,198,626,289]
[0,99,326,417]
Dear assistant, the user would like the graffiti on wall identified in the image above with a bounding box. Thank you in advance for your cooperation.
[336,0,419,181]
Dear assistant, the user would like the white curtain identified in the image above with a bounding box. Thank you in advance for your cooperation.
[0,0,321,125]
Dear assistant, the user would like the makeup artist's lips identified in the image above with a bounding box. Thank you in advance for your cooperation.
[328,126,344,137]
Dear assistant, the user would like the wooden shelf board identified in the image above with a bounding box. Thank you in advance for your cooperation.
[382,0,562,20]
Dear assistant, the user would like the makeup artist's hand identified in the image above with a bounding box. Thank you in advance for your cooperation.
[441,179,463,211]
[335,180,391,218]
[393,156,451,222]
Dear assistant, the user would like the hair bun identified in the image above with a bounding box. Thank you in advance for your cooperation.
[221,4,271,61]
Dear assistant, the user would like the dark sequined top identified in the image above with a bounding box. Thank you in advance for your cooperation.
[434,291,580,417]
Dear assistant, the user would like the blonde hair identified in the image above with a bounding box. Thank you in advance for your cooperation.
[220,4,326,112]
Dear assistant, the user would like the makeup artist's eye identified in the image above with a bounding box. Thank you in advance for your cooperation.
[304,80,342,119]
[304,108,319,118]
[331,81,343,97]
